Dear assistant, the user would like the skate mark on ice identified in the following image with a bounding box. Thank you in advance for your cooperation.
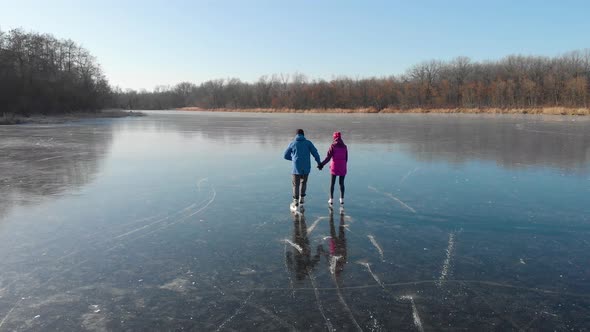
[400,295,424,332]
[0,298,22,330]
[39,195,217,287]
[367,235,385,262]
[197,177,208,192]
[102,187,216,255]
[438,231,458,286]
[56,190,214,269]
[400,167,420,184]
[341,224,356,235]
[357,261,384,289]
[282,239,303,253]
[307,217,328,235]
[156,187,217,230]
[383,192,416,213]
[369,313,383,332]
[113,202,200,239]
[119,186,218,244]
[368,186,416,213]
[36,155,64,162]
[283,244,295,298]
[55,214,164,262]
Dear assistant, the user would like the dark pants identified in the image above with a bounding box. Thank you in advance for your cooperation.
[330,175,345,199]
[292,174,309,199]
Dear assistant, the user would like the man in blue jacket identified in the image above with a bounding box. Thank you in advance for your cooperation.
[284,129,322,209]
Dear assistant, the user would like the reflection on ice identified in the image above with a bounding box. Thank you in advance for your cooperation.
[0,123,113,218]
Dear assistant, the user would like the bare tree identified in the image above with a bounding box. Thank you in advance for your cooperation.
[111,49,590,111]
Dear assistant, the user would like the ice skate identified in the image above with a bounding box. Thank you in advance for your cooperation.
[290,199,299,212]
[298,197,306,212]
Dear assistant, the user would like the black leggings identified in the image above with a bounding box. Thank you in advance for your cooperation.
[330,175,345,199]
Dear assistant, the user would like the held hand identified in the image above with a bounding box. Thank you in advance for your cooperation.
[317,164,323,171]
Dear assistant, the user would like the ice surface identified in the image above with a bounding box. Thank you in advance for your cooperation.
[1,112,590,330]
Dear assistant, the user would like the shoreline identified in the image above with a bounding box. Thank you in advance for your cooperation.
[0,110,145,125]
[178,107,590,116]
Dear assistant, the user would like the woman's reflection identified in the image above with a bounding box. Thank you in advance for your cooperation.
[328,210,347,278]
[285,210,349,282]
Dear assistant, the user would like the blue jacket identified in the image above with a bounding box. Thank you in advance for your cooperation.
[284,134,321,175]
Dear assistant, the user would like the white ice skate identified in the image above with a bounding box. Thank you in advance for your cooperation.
[290,199,304,213]
[290,200,298,212]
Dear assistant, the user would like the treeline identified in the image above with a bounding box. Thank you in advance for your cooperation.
[114,50,590,110]
[2,27,589,114]
[0,28,110,115]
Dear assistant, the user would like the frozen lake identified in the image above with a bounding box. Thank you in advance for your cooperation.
[1,111,589,331]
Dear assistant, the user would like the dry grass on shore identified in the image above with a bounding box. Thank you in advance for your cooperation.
[179,107,380,113]
[380,107,590,116]
[179,106,590,116]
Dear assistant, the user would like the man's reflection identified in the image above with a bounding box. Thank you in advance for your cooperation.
[328,210,347,278]
[285,211,323,280]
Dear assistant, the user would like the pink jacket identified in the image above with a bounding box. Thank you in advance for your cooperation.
[321,138,348,176]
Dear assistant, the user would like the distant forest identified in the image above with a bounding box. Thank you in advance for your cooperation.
[1,28,589,115]
[0,29,110,115]
[115,52,589,111]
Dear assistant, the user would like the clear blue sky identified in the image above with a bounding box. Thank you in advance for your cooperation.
[1,0,589,90]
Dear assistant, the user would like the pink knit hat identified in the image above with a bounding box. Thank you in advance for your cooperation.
[333,131,341,140]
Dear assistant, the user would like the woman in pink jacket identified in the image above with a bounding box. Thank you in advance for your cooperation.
[319,132,348,208]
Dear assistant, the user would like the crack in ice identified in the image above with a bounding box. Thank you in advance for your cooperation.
[308,271,335,332]
[214,292,253,332]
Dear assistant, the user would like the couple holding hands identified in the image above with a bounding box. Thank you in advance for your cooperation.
[283,129,348,211]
